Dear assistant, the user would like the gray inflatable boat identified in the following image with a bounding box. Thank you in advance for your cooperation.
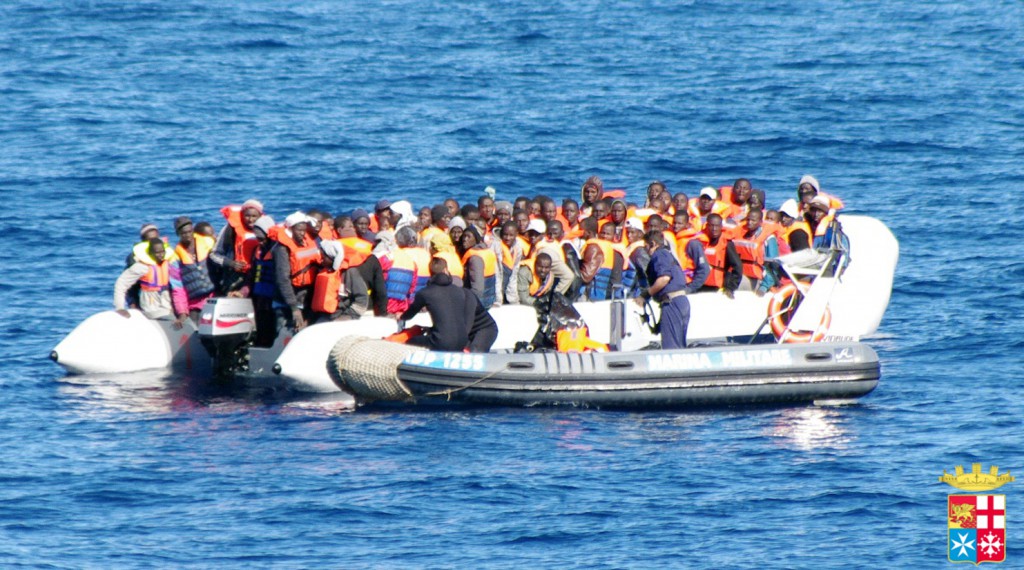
[328,338,879,409]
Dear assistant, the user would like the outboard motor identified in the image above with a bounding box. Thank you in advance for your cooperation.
[198,298,256,379]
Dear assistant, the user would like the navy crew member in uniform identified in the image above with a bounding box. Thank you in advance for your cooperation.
[638,231,709,349]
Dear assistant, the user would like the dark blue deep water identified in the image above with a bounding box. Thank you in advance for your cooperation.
[2,1,1023,567]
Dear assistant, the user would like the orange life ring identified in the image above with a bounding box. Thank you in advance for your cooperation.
[767,283,831,343]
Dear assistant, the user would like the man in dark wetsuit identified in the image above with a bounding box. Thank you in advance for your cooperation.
[398,257,474,351]
[638,231,709,349]
[461,287,499,353]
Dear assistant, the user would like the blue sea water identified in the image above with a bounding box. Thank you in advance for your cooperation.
[2,0,1023,567]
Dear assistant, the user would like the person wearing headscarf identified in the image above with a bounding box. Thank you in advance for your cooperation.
[211,198,264,293]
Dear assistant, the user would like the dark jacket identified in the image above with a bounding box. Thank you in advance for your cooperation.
[399,274,474,351]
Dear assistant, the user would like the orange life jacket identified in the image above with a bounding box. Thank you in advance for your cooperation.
[520,256,554,297]
[731,225,774,279]
[434,251,464,280]
[461,247,498,307]
[674,228,701,272]
[584,239,622,300]
[318,223,337,241]
[312,270,342,314]
[339,236,373,269]
[272,229,322,288]
[555,327,608,353]
[783,220,812,249]
[220,205,259,273]
[404,246,432,293]
[687,198,730,230]
[698,234,728,288]
[139,259,170,292]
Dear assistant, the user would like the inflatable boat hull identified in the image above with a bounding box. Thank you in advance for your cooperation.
[392,343,878,409]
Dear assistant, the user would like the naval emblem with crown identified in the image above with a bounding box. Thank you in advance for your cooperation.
[941,464,1014,565]
[940,464,1015,492]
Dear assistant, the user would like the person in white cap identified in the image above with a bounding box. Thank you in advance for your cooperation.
[211,198,264,294]
[690,186,728,230]
[778,199,811,252]
[797,174,844,214]
[249,212,321,340]
[806,195,838,248]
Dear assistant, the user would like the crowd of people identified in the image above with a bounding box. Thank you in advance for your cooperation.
[114,174,844,350]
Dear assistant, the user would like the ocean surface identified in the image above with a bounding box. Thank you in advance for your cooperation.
[2,0,1023,567]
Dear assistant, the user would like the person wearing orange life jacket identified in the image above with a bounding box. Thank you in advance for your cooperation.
[334,216,387,316]
[392,226,432,296]
[805,194,845,250]
[521,218,576,299]
[542,219,584,301]
[477,195,497,229]
[429,231,464,287]
[114,237,182,323]
[561,199,584,240]
[644,181,667,208]
[368,200,394,234]
[517,252,557,306]
[731,209,782,296]
[671,193,689,217]
[651,192,674,224]
[606,200,629,244]
[778,199,812,252]
[538,197,570,236]
[688,187,731,230]
[697,213,742,298]
[312,238,374,322]
[672,212,701,267]
[460,225,499,308]
[211,199,264,294]
[719,178,754,226]
[122,223,167,310]
[493,220,524,305]
[169,216,216,324]
[580,222,627,301]
[267,212,324,328]
[419,204,451,249]
[377,229,417,315]
[492,200,514,230]
[796,174,844,215]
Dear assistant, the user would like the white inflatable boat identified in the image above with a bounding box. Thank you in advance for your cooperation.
[52,215,898,397]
